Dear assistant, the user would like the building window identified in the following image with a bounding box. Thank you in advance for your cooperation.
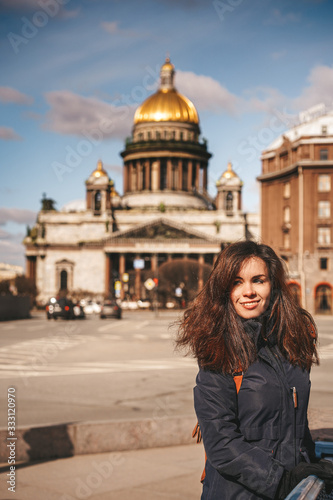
[315,284,332,314]
[283,206,291,223]
[225,192,233,212]
[172,162,178,190]
[320,257,328,270]
[94,191,101,212]
[318,200,331,219]
[60,270,68,290]
[160,160,167,190]
[182,162,188,191]
[320,149,329,161]
[318,174,331,192]
[283,182,291,199]
[318,227,331,245]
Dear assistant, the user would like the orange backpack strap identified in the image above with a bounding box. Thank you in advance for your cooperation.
[193,372,243,483]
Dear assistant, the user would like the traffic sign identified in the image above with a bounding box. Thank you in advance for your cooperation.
[114,280,121,291]
[144,278,155,290]
[122,273,129,282]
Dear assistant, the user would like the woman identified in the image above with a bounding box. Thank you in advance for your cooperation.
[176,241,333,499]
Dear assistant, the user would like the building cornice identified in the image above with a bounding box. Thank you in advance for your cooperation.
[257,160,333,181]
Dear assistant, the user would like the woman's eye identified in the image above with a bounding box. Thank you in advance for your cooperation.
[254,278,264,284]
[233,280,242,286]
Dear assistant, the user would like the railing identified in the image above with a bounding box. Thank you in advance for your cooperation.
[285,475,324,500]
[285,443,333,500]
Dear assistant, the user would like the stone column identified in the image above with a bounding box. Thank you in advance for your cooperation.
[203,165,208,191]
[198,254,204,291]
[187,161,193,191]
[135,255,142,299]
[146,161,151,190]
[124,164,128,193]
[151,161,159,191]
[86,189,92,209]
[195,162,200,190]
[105,254,111,296]
[119,254,125,299]
[151,254,158,272]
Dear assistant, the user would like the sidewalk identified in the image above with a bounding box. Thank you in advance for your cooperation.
[0,443,204,500]
[1,411,332,499]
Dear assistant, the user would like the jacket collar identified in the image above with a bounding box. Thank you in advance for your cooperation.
[242,313,277,350]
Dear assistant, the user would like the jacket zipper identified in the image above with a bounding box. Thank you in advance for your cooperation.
[260,346,299,465]
[291,386,298,466]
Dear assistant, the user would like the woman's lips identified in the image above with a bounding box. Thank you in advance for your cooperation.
[240,300,260,309]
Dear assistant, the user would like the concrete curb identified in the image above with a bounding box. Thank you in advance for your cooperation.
[0,415,195,462]
[1,410,332,463]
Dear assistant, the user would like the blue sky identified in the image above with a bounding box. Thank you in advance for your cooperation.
[1,0,333,266]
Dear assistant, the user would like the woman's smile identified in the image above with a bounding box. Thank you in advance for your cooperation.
[231,257,271,319]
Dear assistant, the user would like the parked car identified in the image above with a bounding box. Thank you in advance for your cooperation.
[46,297,74,320]
[100,300,122,319]
[121,300,138,310]
[72,302,85,319]
[82,300,101,315]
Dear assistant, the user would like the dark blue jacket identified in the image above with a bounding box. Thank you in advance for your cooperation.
[194,319,315,499]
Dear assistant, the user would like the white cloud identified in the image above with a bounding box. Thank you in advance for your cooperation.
[264,8,301,25]
[176,70,238,114]
[100,20,144,38]
[0,236,26,267]
[104,164,123,176]
[44,90,135,139]
[242,86,288,114]
[292,65,333,111]
[0,208,36,225]
[0,127,23,141]
[0,87,33,105]
[101,21,119,34]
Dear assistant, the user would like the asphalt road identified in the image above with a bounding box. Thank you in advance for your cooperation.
[0,311,332,429]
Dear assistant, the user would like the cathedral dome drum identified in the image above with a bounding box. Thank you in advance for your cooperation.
[121,57,212,210]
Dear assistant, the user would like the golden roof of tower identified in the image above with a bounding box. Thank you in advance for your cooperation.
[91,160,108,178]
[222,162,238,179]
[133,58,199,125]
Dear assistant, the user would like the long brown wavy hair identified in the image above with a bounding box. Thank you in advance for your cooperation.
[175,241,319,373]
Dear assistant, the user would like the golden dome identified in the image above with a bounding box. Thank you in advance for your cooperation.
[133,57,199,125]
[222,162,238,179]
[91,160,108,178]
[134,89,199,124]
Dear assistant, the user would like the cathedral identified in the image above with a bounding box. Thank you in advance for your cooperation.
[24,58,259,304]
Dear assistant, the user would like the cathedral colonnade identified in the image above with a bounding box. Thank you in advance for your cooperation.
[123,158,208,193]
[104,250,217,300]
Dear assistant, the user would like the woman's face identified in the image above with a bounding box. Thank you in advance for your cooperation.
[230,257,271,319]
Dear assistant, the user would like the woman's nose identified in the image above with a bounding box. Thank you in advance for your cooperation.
[242,283,256,296]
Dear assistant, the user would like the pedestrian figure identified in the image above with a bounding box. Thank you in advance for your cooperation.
[176,241,333,499]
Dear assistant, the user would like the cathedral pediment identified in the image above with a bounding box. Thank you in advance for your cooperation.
[105,217,217,243]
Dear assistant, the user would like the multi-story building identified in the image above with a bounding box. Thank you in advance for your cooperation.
[24,58,259,304]
[258,105,333,315]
